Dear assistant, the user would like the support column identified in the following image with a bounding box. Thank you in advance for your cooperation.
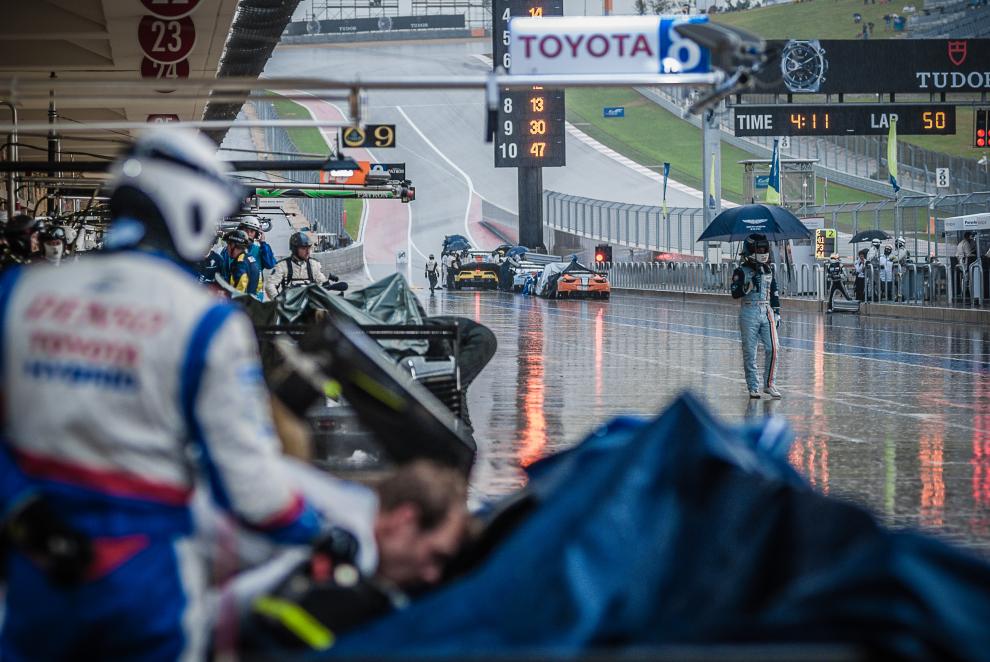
[701,107,722,262]
[518,166,545,252]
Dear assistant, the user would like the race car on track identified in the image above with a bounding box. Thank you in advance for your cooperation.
[536,262,611,299]
[511,261,546,293]
[453,260,500,290]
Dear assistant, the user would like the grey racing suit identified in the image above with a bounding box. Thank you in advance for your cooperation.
[731,262,780,393]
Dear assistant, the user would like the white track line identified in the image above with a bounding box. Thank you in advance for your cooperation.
[289,90,427,281]
[396,105,480,249]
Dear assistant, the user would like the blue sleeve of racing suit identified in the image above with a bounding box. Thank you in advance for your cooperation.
[0,268,34,520]
[217,248,232,281]
[0,442,36,521]
[245,258,261,296]
[181,304,323,544]
[730,267,747,299]
[257,242,276,270]
[770,274,780,312]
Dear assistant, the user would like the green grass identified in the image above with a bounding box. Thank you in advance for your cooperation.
[267,94,366,241]
[714,0,903,40]
[269,95,332,156]
[343,199,364,240]
[566,87,882,206]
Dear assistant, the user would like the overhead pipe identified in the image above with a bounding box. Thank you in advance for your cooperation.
[0,158,357,173]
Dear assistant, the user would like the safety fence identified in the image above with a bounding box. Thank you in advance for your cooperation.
[250,98,345,238]
[802,191,990,260]
[543,191,707,258]
[605,261,825,302]
[547,188,990,269]
[603,259,986,309]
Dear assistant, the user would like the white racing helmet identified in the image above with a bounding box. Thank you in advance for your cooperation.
[107,128,243,261]
[237,215,263,234]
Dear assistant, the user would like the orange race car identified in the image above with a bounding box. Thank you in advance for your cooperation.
[555,266,611,299]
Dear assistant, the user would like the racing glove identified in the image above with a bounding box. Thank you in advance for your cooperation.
[774,311,781,329]
[328,274,340,283]
[4,496,93,586]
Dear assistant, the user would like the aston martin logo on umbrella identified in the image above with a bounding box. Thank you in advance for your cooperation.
[697,204,812,242]
[948,40,967,67]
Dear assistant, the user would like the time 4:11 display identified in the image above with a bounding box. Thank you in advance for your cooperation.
[733,104,956,137]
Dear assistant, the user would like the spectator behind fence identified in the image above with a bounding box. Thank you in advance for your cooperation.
[880,245,896,301]
[955,231,977,301]
[854,249,868,302]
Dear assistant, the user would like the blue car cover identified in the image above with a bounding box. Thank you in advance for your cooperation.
[325,393,990,660]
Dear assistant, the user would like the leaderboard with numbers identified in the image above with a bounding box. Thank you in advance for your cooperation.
[493,0,566,168]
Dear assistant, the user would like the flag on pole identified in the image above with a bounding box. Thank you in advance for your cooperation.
[766,138,781,205]
[708,154,717,210]
[661,162,670,220]
[888,117,901,194]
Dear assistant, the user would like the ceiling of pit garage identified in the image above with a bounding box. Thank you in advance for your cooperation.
[0,0,297,163]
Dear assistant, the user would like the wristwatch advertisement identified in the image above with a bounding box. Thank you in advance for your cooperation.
[780,40,828,94]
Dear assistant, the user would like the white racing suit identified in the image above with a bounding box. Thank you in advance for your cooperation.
[265,256,328,299]
[731,262,780,393]
[0,251,323,660]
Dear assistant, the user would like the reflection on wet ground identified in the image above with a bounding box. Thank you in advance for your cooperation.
[422,289,990,556]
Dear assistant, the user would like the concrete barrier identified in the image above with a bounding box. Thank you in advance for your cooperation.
[314,244,364,276]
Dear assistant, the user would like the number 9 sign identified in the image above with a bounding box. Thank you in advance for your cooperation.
[138,15,196,64]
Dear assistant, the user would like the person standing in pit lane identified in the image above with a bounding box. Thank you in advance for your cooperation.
[425,254,440,294]
[731,233,782,399]
[854,248,868,302]
[266,231,338,299]
[826,253,852,312]
[0,128,325,660]
[0,215,45,272]
[38,226,69,267]
[226,229,263,300]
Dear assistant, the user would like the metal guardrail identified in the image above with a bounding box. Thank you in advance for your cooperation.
[543,191,707,257]
[604,261,824,301]
[251,99,345,238]
[546,188,990,268]
[800,191,990,261]
[603,259,987,310]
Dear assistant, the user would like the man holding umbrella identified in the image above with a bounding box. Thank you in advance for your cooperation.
[731,234,781,399]
[698,204,809,399]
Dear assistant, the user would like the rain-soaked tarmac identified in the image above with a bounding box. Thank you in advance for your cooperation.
[420,289,990,556]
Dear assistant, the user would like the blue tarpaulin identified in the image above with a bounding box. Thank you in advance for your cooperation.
[328,393,990,660]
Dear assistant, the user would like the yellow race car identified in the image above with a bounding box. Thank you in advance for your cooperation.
[453,262,500,290]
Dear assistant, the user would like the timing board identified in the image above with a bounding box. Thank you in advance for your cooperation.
[493,0,566,168]
[733,104,956,136]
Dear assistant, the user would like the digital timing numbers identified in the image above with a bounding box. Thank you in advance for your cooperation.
[733,105,956,137]
[493,0,565,168]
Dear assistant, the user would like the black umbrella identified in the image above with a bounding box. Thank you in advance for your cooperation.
[849,229,891,244]
[697,204,812,242]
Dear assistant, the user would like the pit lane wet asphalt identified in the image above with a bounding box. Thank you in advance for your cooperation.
[421,288,990,556]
